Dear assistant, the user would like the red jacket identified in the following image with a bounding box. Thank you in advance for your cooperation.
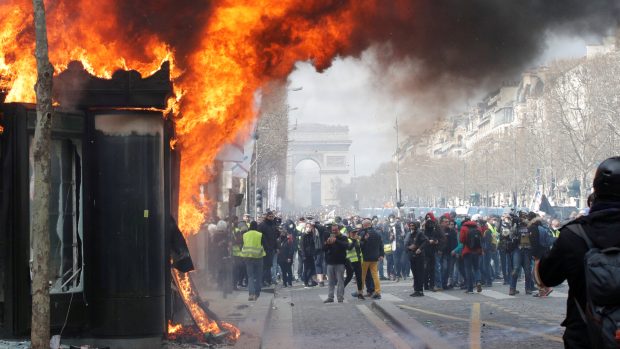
[459,221,483,256]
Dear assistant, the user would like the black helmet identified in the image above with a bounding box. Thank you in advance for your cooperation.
[593,156,620,198]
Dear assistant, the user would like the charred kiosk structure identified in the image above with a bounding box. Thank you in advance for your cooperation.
[0,62,179,348]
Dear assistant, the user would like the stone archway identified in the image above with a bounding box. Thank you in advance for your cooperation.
[286,123,352,207]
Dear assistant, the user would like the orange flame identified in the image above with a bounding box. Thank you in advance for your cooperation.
[0,0,372,342]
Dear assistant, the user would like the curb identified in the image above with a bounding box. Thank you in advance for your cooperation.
[371,301,453,349]
[233,294,274,349]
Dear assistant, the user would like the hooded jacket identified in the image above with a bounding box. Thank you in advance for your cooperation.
[459,221,483,255]
[538,204,620,348]
[528,217,548,259]
[423,213,440,252]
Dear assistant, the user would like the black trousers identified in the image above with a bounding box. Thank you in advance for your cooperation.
[233,256,247,286]
[263,250,274,283]
[302,257,316,285]
[424,252,436,289]
[344,260,363,291]
[278,261,293,286]
[410,255,425,292]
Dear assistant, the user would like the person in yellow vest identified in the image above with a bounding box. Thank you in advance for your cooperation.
[242,221,266,301]
[344,225,364,300]
[232,222,248,289]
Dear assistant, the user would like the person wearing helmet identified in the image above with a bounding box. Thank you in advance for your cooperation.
[536,157,620,348]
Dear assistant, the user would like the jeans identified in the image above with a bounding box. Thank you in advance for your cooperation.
[437,253,454,288]
[378,259,385,278]
[361,261,381,295]
[481,251,494,285]
[491,251,501,279]
[400,251,411,278]
[303,257,316,285]
[386,254,395,277]
[278,260,293,287]
[245,258,263,297]
[326,264,346,301]
[510,248,533,291]
[393,249,404,277]
[271,253,280,283]
[499,249,512,284]
[463,253,481,292]
[345,260,363,292]
[297,251,304,279]
[314,252,325,274]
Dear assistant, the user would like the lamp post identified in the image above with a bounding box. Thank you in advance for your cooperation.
[394,117,403,216]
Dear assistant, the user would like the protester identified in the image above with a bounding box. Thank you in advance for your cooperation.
[323,224,350,303]
[344,225,365,300]
[277,226,295,288]
[460,218,483,294]
[242,221,266,301]
[536,157,620,348]
[406,221,427,297]
[360,219,384,299]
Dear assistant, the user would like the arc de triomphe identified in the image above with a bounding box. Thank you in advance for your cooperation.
[286,123,352,207]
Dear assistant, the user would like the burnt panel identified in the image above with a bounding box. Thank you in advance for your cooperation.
[53,61,172,109]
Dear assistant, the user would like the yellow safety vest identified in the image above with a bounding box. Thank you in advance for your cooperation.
[551,229,560,238]
[231,229,242,257]
[384,243,393,254]
[487,223,499,246]
[241,230,266,258]
[346,238,359,262]
[340,227,348,235]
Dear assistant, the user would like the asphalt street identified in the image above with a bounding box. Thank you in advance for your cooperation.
[261,278,567,349]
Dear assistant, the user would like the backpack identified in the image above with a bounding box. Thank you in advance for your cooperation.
[466,226,482,250]
[566,224,620,349]
[538,225,555,249]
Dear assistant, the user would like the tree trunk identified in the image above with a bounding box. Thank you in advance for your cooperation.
[30,0,54,347]
[579,172,588,209]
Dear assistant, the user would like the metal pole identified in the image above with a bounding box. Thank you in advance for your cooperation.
[395,117,401,217]
[254,131,259,220]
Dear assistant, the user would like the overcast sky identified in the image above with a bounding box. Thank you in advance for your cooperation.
[286,33,600,177]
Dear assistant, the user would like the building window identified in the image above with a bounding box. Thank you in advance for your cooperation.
[29,138,84,294]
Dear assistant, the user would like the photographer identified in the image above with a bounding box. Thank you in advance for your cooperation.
[406,221,428,297]
[360,219,384,299]
[536,157,620,348]
[323,224,350,303]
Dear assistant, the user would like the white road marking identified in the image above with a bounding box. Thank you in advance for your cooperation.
[548,290,568,298]
[479,289,515,300]
[379,293,404,302]
[318,294,348,303]
[423,291,462,301]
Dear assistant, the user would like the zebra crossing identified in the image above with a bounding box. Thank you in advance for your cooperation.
[411,288,568,301]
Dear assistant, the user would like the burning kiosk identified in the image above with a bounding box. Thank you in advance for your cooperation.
[0,61,182,348]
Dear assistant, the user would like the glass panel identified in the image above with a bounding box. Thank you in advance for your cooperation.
[29,138,84,294]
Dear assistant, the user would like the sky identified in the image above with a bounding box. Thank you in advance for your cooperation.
[286,33,600,177]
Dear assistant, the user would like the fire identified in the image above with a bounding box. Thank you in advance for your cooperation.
[0,0,376,343]
[167,320,182,335]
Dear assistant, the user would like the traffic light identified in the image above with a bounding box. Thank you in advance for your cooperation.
[255,188,263,213]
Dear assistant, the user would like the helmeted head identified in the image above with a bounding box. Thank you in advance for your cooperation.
[593,156,620,200]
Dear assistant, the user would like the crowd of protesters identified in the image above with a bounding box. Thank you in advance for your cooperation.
[204,206,572,302]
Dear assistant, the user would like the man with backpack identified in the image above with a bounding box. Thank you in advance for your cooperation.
[528,212,553,297]
[535,157,620,348]
[459,217,483,294]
